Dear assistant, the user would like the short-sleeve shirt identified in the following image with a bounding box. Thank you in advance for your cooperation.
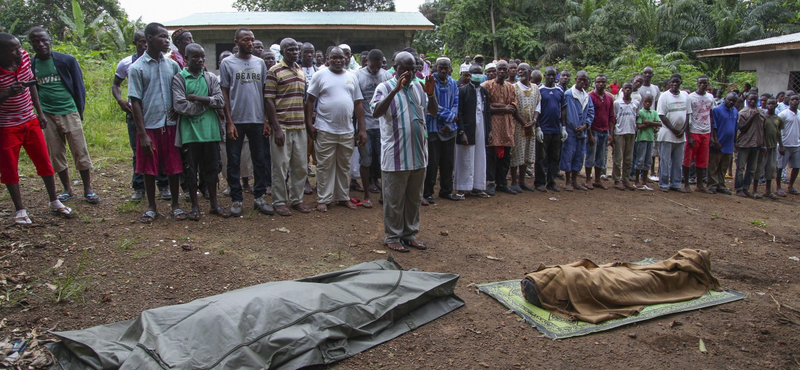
[764,115,785,149]
[656,90,692,143]
[636,108,659,142]
[688,92,715,134]
[307,68,363,134]
[355,67,392,130]
[114,54,136,80]
[538,85,565,135]
[613,98,639,135]
[0,49,35,127]
[33,57,77,115]
[737,106,765,148]
[178,69,221,143]
[779,109,800,148]
[712,104,738,154]
[482,79,518,147]
[219,54,267,125]
[370,78,428,172]
[264,59,306,129]
[638,84,661,109]
[127,52,181,129]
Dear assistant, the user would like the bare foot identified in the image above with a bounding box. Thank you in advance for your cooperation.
[316,203,328,212]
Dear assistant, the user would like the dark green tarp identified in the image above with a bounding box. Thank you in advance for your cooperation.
[47,259,463,369]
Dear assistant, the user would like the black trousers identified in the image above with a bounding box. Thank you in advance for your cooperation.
[487,146,511,187]
[424,136,456,197]
[535,133,562,187]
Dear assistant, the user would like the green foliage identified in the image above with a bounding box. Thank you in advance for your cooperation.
[0,0,126,40]
[53,250,91,304]
[725,72,758,93]
[234,0,394,11]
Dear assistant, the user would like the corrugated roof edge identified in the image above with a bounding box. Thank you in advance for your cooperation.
[695,31,800,57]
[164,11,435,29]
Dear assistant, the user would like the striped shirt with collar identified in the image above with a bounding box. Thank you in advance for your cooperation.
[127,52,181,129]
[0,49,35,127]
[371,78,429,172]
[264,59,306,129]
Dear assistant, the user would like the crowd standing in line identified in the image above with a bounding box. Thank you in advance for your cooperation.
[1,25,799,253]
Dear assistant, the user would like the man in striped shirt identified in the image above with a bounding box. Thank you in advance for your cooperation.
[371,51,438,253]
[0,33,72,225]
[265,37,310,216]
[423,57,459,204]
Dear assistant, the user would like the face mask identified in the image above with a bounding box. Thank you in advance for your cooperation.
[471,74,483,83]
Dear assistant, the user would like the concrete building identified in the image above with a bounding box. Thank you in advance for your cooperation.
[696,32,800,94]
[164,11,434,73]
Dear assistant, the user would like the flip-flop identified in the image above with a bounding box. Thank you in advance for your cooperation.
[57,193,74,202]
[209,206,231,218]
[385,242,410,253]
[187,210,201,221]
[361,199,373,208]
[51,205,74,217]
[776,189,787,197]
[173,208,188,221]
[140,210,156,223]
[349,197,363,206]
[83,193,101,204]
[14,210,31,225]
[789,188,800,195]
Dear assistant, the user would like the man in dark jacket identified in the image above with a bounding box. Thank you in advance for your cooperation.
[28,28,99,204]
[454,64,492,198]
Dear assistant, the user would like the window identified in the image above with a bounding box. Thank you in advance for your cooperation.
[789,71,800,93]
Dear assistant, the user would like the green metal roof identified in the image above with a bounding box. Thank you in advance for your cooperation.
[164,11,434,30]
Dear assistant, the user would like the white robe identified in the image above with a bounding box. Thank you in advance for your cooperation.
[454,86,487,191]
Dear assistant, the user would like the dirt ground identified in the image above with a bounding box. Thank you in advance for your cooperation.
[1,163,799,369]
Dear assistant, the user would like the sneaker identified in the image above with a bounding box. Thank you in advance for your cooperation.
[230,201,243,217]
[639,185,654,191]
[497,185,518,195]
[648,175,659,182]
[254,197,275,215]
[486,183,496,196]
[159,187,172,200]
[131,189,145,201]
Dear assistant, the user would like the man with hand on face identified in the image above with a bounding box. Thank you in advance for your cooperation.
[422,57,460,204]
[305,47,366,212]
[28,28,98,205]
[219,28,272,217]
[128,23,183,223]
[371,51,438,253]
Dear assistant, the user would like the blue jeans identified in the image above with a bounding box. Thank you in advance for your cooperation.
[226,124,269,202]
[126,113,167,191]
[585,130,609,169]
[659,141,685,189]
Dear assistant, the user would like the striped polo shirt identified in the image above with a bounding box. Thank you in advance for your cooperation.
[0,49,35,127]
[370,78,429,172]
[264,59,306,129]
[127,52,181,129]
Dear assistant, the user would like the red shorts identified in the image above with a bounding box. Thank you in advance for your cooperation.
[135,126,183,176]
[0,118,55,184]
[683,133,710,168]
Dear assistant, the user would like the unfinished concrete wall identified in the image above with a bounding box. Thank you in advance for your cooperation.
[740,50,800,94]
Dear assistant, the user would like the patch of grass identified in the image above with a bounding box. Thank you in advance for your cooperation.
[711,212,720,219]
[115,236,139,250]
[53,249,91,304]
[116,200,140,213]
[750,219,768,228]
[131,249,154,259]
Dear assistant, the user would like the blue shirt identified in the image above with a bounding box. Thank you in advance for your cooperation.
[128,52,181,129]
[564,88,594,139]
[425,75,459,140]
[539,85,565,134]
[712,104,738,154]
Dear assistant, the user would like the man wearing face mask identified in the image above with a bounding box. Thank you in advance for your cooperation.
[371,51,437,253]
[454,64,491,198]
[423,57,460,204]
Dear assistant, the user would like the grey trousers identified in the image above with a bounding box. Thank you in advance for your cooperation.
[382,168,425,244]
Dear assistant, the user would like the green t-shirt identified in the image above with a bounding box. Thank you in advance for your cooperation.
[34,57,77,115]
[764,115,784,149]
[636,108,659,142]
[179,69,222,144]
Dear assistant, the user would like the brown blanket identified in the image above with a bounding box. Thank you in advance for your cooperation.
[523,249,721,323]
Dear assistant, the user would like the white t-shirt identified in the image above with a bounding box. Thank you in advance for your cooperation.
[779,109,800,147]
[688,92,715,134]
[638,84,661,109]
[613,98,639,135]
[307,68,363,134]
[656,90,692,143]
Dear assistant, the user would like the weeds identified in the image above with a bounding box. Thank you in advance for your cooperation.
[711,212,720,219]
[53,249,91,304]
[115,236,139,250]
[116,200,140,213]
[750,219,768,228]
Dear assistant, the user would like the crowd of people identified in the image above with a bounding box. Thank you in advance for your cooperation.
[1,24,798,253]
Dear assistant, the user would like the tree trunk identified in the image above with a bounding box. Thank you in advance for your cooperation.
[490,0,498,59]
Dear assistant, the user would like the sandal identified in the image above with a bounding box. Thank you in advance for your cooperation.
[593,182,608,190]
[349,197,363,206]
[402,239,428,250]
[361,199,373,208]
[50,203,74,217]
[209,206,231,218]
[83,193,101,204]
[187,210,201,221]
[57,193,74,202]
[385,242,410,253]
[140,210,156,223]
[14,210,31,225]
[172,208,188,221]
[776,189,787,197]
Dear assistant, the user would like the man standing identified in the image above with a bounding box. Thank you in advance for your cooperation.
[656,74,692,192]
[558,70,571,92]
[0,32,72,224]
[460,55,471,72]
[355,49,392,208]
[708,92,738,195]
[454,64,491,198]
[639,67,661,107]
[300,42,317,82]
[778,94,800,194]
[585,74,614,190]
[734,93,766,198]
[423,57,460,203]
[509,63,540,192]
[484,60,524,195]
[306,47,366,212]
[371,51,437,253]
[265,37,311,216]
[113,30,169,200]
[534,67,567,192]
[171,43,229,219]
[315,50,324,68]
[683,75,715,193]
[219,28,272,217]
[338,44,359,72]
[458,64,471,87]
[612,82,638,190]
[128,23,184,222]
[28,28,98,204]
[169,28,193,68]
[561,71,594,191]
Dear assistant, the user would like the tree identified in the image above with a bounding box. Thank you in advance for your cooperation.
[234,0,394,12]
[0,0,125,40]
